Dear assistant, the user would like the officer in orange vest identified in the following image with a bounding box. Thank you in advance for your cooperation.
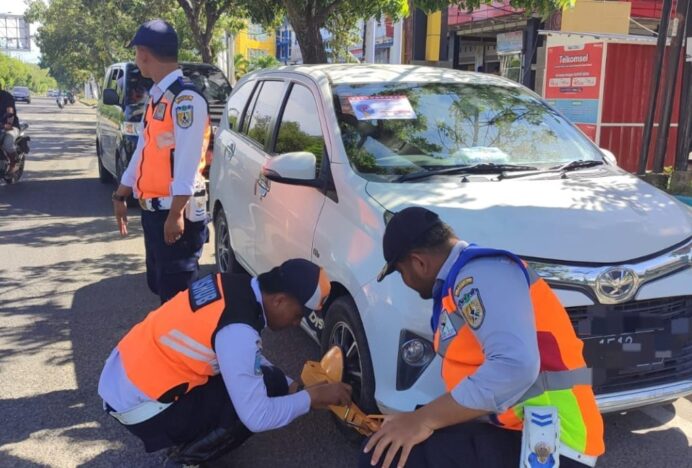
[98,258,352,467]
[362,207,604,468]
[112,19,211,303]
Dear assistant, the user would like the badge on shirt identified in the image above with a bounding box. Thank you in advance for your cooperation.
[189,274,221,312]
[454,277,474,297]
[153,102,167,121]
[458,288,486,330]
[176,104,194,128]
[439,312,457,341]
[175,94,193,104]
[254,339,263,376]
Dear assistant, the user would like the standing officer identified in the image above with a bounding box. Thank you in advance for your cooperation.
[99,258,352,467]
[362,207,604,468]
[0,83,20,175]
[112,19,210,303]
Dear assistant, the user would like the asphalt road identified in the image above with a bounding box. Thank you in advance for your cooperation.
[0,97,690,468]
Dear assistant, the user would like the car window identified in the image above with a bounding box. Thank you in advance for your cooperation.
[333,82,603,181]
[274,84,325,176]
[105,67,123,103]
[226,82,254,131]
[244,80,285,147]
[124,66,153,122]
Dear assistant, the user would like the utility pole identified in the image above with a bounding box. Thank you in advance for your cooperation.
[653,0,689,173]
[675,2,691,171]
[638,0,673,174]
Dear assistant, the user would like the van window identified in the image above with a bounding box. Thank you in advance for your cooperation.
[226,82,254,131]
[244,81,285,147]
[104,67,124,104]
[274,84,325,176]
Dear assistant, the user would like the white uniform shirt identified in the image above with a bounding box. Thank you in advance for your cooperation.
[98,278,311,432]
[120,68,208,198]
[435,242,541,413]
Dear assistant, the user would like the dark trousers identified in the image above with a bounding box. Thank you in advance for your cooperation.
[141,209,207,303]
[358,421,590,468]
[120,366,289,453]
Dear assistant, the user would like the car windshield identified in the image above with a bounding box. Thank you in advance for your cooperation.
[332,82,603,181]
[180,65,232,103]
[13,87,28,93]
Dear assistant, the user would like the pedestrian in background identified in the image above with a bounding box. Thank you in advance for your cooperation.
[112,19,211,303]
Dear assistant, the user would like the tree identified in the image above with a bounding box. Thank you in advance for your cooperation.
[415,0,575,15]
[242,0,408,64]
[242,0,576,65]
[176,0,239,63]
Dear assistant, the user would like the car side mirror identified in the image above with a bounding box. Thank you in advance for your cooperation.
[262,152,321,187]
[600,148,618,166]
[103,88,120,106]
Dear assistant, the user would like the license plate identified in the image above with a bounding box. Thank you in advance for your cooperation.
[583,330,659,370]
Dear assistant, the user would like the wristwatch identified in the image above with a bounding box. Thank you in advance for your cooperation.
[112,192,127,202]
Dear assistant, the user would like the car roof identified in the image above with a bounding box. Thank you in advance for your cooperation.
[252,64,521,88]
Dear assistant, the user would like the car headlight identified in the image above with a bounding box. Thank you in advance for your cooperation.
[396,330,435,390]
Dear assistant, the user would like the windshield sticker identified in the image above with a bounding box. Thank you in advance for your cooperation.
[348,96,417,121]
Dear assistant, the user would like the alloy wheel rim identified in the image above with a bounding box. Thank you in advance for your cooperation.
[329,321,363,399]
[216,219,231,272]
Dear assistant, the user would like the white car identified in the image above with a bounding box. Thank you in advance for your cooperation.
[210,64,692,415]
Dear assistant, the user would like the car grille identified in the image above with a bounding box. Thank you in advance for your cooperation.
[566,295,692,395]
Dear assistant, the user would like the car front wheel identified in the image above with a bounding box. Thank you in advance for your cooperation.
[214,211,242,273]
[321,296,378,415]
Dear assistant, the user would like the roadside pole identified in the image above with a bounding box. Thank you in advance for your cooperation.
[638,0,673,174]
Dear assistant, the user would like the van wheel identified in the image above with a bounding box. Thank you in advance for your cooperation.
[321,297,378,427]
[96,141,112,183]
[214,211,243,273]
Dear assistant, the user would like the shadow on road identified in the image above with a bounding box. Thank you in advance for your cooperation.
[0,252,358,467]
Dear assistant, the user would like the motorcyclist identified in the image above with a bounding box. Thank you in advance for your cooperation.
[0,84,20,175]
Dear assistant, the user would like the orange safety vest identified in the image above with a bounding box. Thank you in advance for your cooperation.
[136,77,211,199]
[432,246,604,459]
[118,273,265,403]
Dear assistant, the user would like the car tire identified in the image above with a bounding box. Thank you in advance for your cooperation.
[214,211,243,273]
[321,296,378,413]
[96,141,112,183]
[320,296,378,443]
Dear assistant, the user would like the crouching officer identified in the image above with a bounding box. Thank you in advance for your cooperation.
[98,259,352,467]
[112,19,211,303]
[362,207,604,468]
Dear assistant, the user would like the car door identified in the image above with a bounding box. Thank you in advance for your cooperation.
[216,79,288,270]
[252,80,328,274]
[98,66,124,176]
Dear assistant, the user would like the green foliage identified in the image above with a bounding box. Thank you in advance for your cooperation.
[414,0,574,17]
[0,52,57,92]
[248,54,281,72]
[241,0,408,63]
[234,53,250,80]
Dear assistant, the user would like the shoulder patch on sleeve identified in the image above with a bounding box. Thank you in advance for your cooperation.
[254,339,263,375]
[454,276,474,297]
[458,288,485,330]
[175,104,194,128]
[189,274,221,311]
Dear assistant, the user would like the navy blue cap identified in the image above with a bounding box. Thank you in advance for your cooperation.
[278,259,331,312]
[128,19,178,56]
[377,207,441,282]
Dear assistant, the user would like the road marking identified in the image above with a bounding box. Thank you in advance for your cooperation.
[634,399,692,440]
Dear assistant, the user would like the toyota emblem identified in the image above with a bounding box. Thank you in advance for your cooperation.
[595,267,639,303]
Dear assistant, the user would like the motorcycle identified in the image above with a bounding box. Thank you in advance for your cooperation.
[67,92,75,104]
[56,96,64,109]
[0,123,30,184]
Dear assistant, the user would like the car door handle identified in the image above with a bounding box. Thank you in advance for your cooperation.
[224,142,236,161]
